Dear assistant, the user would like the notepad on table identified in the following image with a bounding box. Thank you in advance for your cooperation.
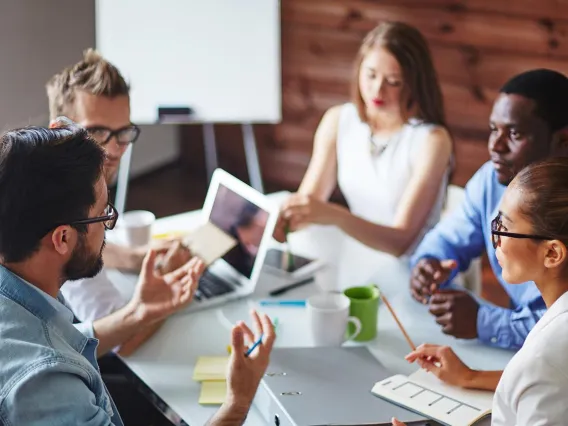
[182,222,237,266]
[199,380,227,405]
[371,368,494,426]
[192,356,229,382]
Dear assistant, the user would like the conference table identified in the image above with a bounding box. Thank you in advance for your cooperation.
[108,192,514,426]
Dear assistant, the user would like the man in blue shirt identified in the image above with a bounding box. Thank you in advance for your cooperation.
[0,123,275,425]
[410,69,568,350]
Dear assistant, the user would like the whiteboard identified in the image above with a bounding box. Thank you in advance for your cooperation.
[95,0,281,124]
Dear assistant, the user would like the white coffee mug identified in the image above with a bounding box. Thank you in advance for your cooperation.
[120,210,156,247]
[307,292,362,346]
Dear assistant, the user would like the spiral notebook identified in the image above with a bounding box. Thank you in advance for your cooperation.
[371,369,494,426]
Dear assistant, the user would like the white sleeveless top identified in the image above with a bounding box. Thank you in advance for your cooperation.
[334,103,448,283]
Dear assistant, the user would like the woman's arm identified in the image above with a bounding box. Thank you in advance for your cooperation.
[297,105,342,201]
[333,127,452,255]
[406,344,502,391]
[283,127,452,257]
[273,106,341,242]
[462,370,503,391]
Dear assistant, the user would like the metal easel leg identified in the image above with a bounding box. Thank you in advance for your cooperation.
[203,123,218,183]
[241,123,264,193]
[115,144,132,216]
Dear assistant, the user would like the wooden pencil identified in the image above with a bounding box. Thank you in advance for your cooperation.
[380,293,417,351]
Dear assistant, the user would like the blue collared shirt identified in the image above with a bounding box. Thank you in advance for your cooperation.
[411,161,546,350]
[0,265,124,425]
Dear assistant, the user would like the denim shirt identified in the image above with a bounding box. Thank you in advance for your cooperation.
[0,265,123,425]
[411,162,546,350]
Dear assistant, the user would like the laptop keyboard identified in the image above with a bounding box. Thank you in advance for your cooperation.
[195,271,235,301]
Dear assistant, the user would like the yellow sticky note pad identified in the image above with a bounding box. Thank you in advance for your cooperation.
[199,381,227,405]
[193,356,229,382]
[152,231,189,240]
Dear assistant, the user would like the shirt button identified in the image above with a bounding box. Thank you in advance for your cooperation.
[491,337,498,344]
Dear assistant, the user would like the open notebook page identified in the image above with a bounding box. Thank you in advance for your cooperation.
[371,369,493,426]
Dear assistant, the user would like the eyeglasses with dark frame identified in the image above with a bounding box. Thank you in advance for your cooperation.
[491,212,553,249]
[69,202,119,231]
[85,124,141,147]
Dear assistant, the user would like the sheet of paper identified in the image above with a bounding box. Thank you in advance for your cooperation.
[183,222,237,266]
[199,380,227,405]
[193,356,229,382]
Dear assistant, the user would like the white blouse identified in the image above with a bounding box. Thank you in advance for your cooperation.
[492,290,568,425]
[334,103,448,285]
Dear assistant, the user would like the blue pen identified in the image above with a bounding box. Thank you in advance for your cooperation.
[259,300,306,307]
[245,334,264,357]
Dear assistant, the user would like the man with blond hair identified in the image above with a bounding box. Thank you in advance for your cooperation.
[47,48,155,271]
[46,49,190,324]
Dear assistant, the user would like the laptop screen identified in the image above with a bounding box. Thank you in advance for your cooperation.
[208,184,270,279]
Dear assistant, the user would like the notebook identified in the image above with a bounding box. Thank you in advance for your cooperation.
[199,380,227,405]
[192,356,229,381]
[371,369,494,426]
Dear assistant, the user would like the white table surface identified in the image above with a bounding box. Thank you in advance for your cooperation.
[109,192,514,425]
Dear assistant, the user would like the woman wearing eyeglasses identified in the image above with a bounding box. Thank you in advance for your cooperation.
[393,158,568,425]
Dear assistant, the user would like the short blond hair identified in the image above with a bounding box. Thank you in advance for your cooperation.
[46,49,130,120]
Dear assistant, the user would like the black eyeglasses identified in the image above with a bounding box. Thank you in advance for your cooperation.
[69,202,119,231]
[85,124,140,147]
[491,213,553,249]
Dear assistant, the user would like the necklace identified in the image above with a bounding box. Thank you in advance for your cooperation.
[369,129,402,157]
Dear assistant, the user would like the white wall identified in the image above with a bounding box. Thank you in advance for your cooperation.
[0,0,178,178]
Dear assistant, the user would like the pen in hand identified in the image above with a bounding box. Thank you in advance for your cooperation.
[245,334,264,357]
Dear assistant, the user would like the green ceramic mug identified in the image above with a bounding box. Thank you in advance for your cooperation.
[343,285,380,342]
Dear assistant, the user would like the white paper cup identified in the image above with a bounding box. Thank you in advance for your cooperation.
[120,210,155,247]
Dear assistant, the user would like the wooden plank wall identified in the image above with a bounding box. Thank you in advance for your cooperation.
[179,0,568,189]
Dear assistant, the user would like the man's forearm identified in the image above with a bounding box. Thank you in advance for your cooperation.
[206,401,250,426]
[103,242,142,271]
[92,301,145,356]
[117,320,165,357]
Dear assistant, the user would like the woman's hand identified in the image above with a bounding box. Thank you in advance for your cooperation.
[405,344,474,388]
[280,193,339,230]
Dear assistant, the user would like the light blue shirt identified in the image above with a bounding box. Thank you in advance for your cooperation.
[411,161,546,350]
[0,265,123,425]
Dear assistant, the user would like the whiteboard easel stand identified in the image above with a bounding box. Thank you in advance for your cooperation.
[202,122,264,193]
[113,121,265,216]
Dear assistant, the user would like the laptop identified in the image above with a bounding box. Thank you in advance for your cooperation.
[187,168,278,311]
[110,168,279,313]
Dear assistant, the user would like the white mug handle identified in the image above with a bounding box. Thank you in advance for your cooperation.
[345,316,362,342]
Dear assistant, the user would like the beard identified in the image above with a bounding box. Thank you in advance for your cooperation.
[64,235,105,281]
